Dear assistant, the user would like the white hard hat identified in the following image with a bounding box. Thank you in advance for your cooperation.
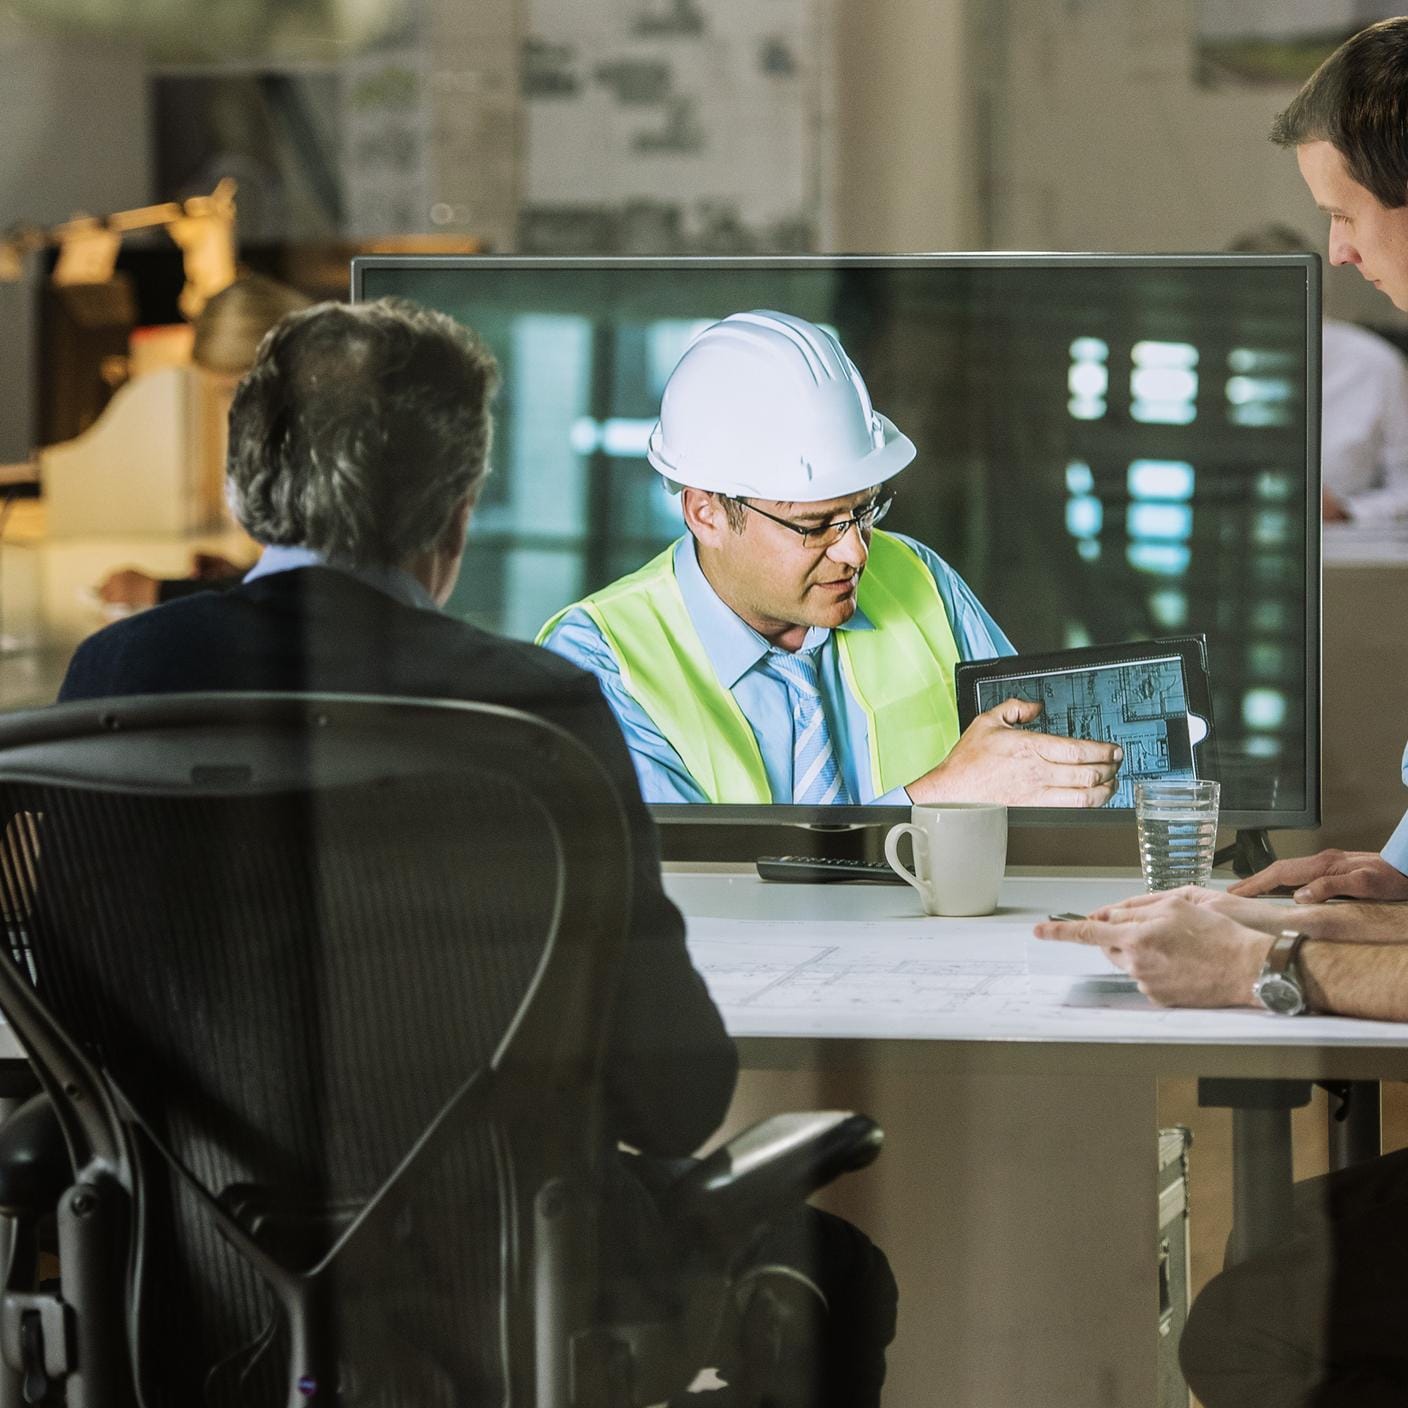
[646,310,916,501]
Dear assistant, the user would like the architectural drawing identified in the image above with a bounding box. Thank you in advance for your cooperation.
[682,917,1408,1047]
[976,658,1195,806]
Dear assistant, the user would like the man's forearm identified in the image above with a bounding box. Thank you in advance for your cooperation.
[1302,940,1408,1021]
[1298,902,1408,945]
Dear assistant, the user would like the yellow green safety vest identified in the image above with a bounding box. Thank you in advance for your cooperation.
[538,530,963,803]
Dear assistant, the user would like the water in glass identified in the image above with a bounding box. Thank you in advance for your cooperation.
[1135,779,1220,891]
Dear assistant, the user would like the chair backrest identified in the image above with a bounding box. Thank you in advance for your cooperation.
[0,693,633,1406]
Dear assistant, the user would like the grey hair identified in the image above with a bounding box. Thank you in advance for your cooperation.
[717,493,750,532]
[226,297,500,567]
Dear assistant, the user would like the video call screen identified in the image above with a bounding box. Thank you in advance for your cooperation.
[355,256,1318,826]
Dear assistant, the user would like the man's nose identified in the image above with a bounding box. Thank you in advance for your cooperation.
[827,525,870,569]
[1328,231,1358,267]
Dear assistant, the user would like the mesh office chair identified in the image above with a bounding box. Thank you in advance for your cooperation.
[0,694,882,1408]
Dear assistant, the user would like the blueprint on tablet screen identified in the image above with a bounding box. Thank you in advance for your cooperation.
[975,657,1194,806]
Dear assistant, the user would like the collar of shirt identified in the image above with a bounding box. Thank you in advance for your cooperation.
[672,534,874,689]
[243,545,440,614]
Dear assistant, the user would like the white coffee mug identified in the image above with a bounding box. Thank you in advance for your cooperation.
[883,803,1009,917]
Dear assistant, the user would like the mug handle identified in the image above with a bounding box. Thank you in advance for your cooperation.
[884,823,927,896]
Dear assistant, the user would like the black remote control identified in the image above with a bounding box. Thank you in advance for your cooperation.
[755,855,906,884]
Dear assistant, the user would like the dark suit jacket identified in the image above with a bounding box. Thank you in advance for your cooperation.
[59,566,738,1159]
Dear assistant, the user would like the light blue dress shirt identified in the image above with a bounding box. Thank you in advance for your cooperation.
[542,533,1014,805]
[1381,746,1408,874]
[244,544,439,613]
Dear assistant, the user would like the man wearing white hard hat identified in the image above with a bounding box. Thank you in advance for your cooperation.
[541,310,1123,808]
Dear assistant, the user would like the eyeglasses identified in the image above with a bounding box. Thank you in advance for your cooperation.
[740,492,894,549]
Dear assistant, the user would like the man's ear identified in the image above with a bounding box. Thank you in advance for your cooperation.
[443,494,473,553]
[682,489,734,549]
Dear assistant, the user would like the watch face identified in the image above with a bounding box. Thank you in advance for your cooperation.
[1256,974,1305,1016]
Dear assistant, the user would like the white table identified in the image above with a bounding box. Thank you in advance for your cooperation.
[666,867,1408,1408]
[670,868,1408,1080]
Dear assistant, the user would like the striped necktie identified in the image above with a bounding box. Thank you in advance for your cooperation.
[767,646,852,805]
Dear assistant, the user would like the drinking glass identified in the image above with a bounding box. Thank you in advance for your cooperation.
[1135,779,1220,891]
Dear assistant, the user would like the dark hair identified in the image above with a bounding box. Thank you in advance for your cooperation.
[1271,17,1408,209]
[226,298,500,567]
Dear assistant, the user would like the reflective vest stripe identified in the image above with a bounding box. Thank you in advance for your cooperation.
[837,533,964,796]
[538,547,771,801]
[538,530,963,802]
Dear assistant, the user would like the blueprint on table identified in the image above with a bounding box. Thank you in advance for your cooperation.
[686,919,1034,1033]
[975,656,1194,806]
[695,939,1030,1014]
[684,916,1408,1044]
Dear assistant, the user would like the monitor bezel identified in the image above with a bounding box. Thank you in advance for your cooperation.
[350,251,1323,832]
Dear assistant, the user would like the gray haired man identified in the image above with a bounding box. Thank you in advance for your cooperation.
[58,296,897,1407]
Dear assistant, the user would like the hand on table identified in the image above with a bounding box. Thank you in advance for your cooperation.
[907,698,1121,808]
[1084,883,1323,934]
[1098,883,1408,945]
[1033,891,1273,1007]
[95,568,159,611]
[1229,849,1408,904]
[92,552,247,617]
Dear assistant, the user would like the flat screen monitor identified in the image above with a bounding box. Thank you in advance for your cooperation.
[351,254,1321,832]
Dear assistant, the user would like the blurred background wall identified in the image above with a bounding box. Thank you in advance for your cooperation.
[0,0,1379,981]
[0,9,1392,237]
[0,0,1400,464]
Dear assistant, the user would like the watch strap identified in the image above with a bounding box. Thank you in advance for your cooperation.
[1267,929,1310,978]
[1257,929,1311,1014]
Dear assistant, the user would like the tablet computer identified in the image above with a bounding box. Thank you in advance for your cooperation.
[954,636,1215,809]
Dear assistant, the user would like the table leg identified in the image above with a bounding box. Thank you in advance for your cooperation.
[1228,1106,1294,1265]
[1327,1080,1381,1172]
[1199,1078,1311,1265]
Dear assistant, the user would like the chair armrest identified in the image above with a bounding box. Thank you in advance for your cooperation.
[0,1096,68,1217]
[662,1112,882,1246]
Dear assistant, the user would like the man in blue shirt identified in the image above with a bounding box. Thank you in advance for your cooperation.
[1040,24,1408,1405]
[1228,52,1408,907]
[542,310,1124,809]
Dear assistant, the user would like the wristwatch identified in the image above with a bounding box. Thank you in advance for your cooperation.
[1252,930,1311,1016]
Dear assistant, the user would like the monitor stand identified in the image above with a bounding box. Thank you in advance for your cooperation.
[1213,828,1276,879]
